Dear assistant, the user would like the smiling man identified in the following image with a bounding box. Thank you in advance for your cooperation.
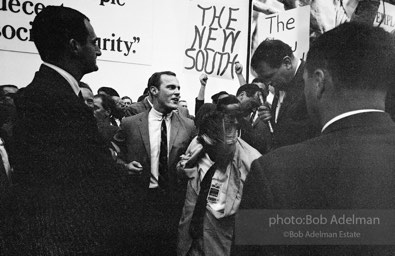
[113,71,196,255]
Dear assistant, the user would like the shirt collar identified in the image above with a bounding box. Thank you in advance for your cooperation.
[43,62,80,96]
[321,109,385,133]
[150,107,173,121]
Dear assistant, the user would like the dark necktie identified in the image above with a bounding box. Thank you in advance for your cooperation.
[158,116,168,190]
[189,163,217,239]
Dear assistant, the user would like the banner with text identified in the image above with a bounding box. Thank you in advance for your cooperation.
[0,0,153,65]
[256,5,310,60]
[183,0,249,80]
[374,1,395,34]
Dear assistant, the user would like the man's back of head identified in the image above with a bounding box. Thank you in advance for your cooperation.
[304,22,395,128]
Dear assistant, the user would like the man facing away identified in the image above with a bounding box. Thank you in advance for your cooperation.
[251,39,319,149]
[113,71,196,255]
[237,22,395,256]
[5,6,136,255]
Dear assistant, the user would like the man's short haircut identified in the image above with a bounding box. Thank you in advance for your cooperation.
[97,87,120,97]
[251,78,265,84]
[94,94,116,112]
[236,83,260,97]
[198,110,227,144]
[305,22,395,91]
[251,39,294,71]
[31,5,89,62]
[79,82,92,92]
[211,91,229,104]
[121,96,132,102]
[147,71,177,91]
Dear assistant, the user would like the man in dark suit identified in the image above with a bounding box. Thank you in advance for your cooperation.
[251,39,319,149]
[236,83,272,154]
[5,6,136,255]
[237,22,395,255]
[113,71,196,255]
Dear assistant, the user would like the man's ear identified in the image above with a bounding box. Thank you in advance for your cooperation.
[314,69,326,100]
[149,86,158,96]
[69,39,81,56]
[282,56,292,70]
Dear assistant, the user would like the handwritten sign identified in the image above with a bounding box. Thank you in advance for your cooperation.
[374,1,395,34]
[0,0,153,65]
[183,0,249,80]
[256,6,310,60]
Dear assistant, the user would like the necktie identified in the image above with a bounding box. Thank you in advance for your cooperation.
[189,163,217,239]
[158,116,168,190]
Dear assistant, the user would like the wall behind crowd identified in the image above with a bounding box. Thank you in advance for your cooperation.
[0,0,245,115]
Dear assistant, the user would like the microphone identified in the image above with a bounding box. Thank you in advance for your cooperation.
[258,90,274,134]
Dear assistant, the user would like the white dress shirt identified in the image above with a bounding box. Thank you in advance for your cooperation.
[148,107,172,188]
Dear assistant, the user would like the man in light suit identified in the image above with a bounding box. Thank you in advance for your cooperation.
[114,71,196,255]
[236,22,395,255]
[6,6,136,255]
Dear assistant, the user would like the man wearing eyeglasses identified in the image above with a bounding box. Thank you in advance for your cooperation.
[251,39,319,149]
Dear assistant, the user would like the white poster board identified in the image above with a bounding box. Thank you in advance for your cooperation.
[183,0,250,80]
[374,1,395,34]
[256,5,310,60]
[0,0,154,65]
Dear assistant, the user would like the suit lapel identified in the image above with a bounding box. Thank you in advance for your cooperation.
[169,113,181,153]
[224,162,240,215]
[138,112,151,157]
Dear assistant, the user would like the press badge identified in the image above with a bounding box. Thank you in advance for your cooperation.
[207,182,222,204]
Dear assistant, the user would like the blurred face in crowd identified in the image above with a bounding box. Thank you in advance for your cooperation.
[123,98,132,106]
[151,74,180,113]
[80,87,94,109]
[254,59,292,91]
[1,86,18,106]
[79,19,101,75]
[178,100,188,109]
[93,97,110,120]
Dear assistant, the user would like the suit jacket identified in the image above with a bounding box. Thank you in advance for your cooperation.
[115,110,196,201]
[4,65,137,255]
[240,117,272,155]
[236,112,395,255]
[271,61,319,149]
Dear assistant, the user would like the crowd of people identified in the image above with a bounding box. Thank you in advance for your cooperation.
[1,4,395,256]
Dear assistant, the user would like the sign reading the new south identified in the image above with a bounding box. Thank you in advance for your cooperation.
[374,1,395,34]
[256,5,310,60]
[183,0,249,80]
[0,0,153,65]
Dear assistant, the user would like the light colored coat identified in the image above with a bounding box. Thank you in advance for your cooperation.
[177,137,261,256]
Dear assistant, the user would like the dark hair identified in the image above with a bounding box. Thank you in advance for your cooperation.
[251,39,294,71]
[305,22,395,91]
[195,103,216,129]
[211,91,229,104]
[236,83,260,97]
[198,110,226,142]
[93,94,116,113]
[147,71,176,91]
[79,81,92,92]
[97,87,120,97]
[121,96,132,102]
[251,77,265,84]
[31,5,89,62]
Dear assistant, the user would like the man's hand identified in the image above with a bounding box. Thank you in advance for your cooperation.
[199,73,208,86]
[257,104,272,122]
[125,161,143,175]
[235,61,243,75]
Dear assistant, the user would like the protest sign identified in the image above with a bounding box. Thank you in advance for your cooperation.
[374,1,395,34]
[183,0,250,80]
[0,0,153,65]
[256,5,310,60]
